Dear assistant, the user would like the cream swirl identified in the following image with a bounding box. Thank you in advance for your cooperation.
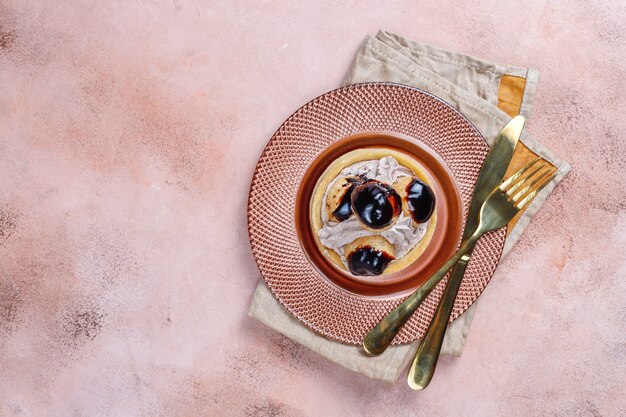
[319,156,429,267]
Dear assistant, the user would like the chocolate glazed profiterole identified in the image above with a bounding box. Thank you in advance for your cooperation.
[351,179,401,230]
[393,176,436,224]
[345,235,395,276]
[325,175,366,222]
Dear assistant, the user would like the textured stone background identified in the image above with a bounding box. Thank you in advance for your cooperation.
[0,1,624,416]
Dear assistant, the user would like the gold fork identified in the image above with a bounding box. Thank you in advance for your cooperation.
[363,158,556,357]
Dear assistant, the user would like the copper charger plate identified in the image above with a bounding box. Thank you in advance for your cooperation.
[248,83,507,344]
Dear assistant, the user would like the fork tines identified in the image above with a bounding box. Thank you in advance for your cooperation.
[499,158,557,210]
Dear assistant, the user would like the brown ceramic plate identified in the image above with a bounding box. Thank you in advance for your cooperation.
[248,83,507,344]
[296,132,463,296]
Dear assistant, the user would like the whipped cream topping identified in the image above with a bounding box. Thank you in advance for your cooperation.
[319,156,429,268]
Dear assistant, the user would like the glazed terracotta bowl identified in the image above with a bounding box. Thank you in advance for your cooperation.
[295,131,463,297]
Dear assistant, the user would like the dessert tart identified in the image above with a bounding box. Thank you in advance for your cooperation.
[311,148,437,276]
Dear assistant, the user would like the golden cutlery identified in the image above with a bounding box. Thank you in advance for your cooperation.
[407,158,556,389]
[363,116,525,356]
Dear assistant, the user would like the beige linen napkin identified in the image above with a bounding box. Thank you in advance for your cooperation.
[249,31,570,383]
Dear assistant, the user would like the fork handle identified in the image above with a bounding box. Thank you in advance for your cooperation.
[407,245,474,390]
[363,233,480,356]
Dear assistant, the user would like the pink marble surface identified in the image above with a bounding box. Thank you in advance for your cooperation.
[1,1,625,416]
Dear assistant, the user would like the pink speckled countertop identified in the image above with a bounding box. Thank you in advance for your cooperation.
[1,1,625,416]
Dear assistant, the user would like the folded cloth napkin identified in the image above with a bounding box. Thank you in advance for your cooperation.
[249,30,570,383]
